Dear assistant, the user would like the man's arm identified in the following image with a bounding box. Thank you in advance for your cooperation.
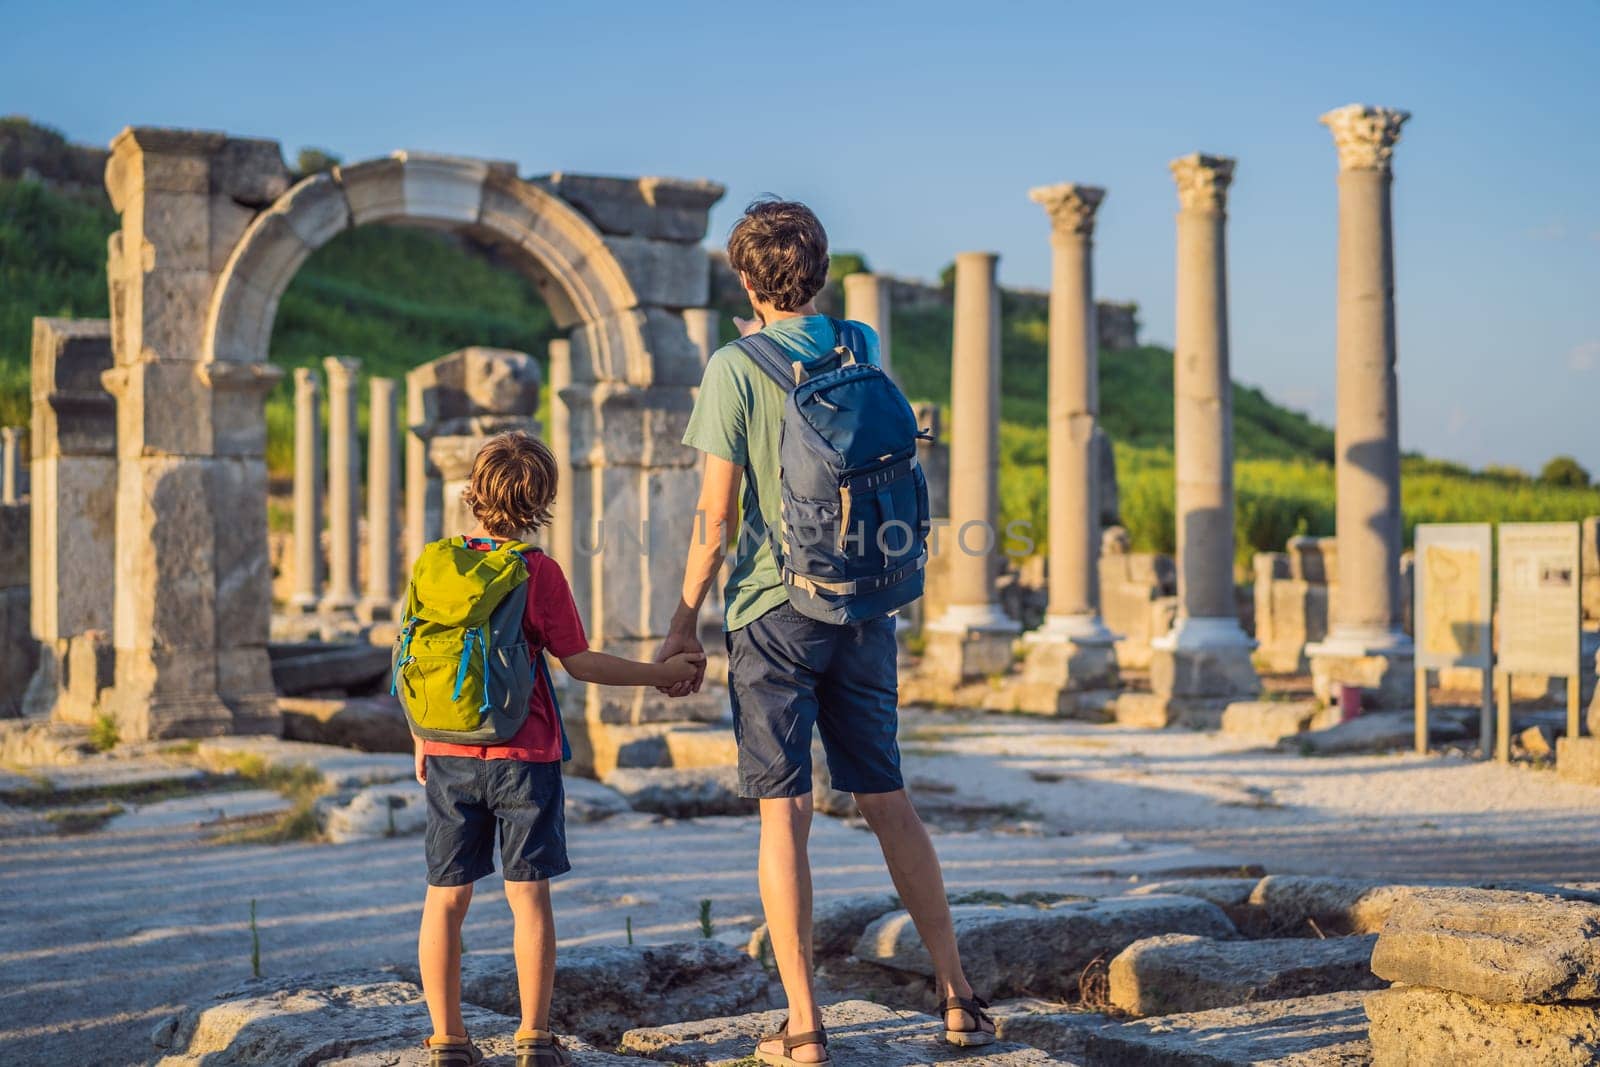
[655,451,742,695]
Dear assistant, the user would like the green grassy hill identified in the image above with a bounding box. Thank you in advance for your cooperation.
[2,172,1595,567]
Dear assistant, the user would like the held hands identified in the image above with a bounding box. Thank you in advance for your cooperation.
[660,651,706,687]
[654,629,706,698]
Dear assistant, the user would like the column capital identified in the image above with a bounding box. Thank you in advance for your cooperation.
[1320,104,1410,172]
[293,366,321,396]
[322,355,362,384]
[1169,154,1235,215]
[1029,183,1106,237]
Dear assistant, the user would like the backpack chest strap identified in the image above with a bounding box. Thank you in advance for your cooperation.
[784,551,926,598]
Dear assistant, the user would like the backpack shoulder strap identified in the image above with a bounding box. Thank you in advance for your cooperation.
[732,332,799,391]
[832,318,867,364]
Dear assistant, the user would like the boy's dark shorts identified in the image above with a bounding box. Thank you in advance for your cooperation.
[423,755,570,886]
[726,602,904,799]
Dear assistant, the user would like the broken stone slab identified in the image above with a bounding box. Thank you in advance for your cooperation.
[197,736,414,788]
[1249,875,1423,937]
[29,757,207,796]
[562,776,633,823]
[1557,735,1600,786]
[1128,877,1267,935]
[600,765,753,818]
[1283,708,1471,755]
[318,781,427,844]
[988,999,1118,1060]
[267,641,392,696]
[1365,985,1600,1067]
[279,695,411,753]
[1108,933,1382,1017]
[107,789,291,832]
[619,998,1065,1065]
[1084,990,1371,1066]
[1370,887,1600,1003]
[394,941,777,1047]
[747,892,902,963]
[149,970,634,1066]
[855,895,1237,1000]
[1219,700,1327,744]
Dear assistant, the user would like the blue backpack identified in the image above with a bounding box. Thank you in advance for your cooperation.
[733,318,930,624]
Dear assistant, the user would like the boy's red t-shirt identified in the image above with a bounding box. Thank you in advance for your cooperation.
[421,540,587,764]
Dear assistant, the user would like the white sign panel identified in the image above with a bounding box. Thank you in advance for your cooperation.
[1497,522,1581,677]
[1414,523,1493,671]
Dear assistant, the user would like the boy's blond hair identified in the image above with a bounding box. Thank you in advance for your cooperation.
[459,431,558,538]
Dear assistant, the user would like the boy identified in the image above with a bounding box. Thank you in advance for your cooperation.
[410,431,702,1067]
[656,199,995,1065]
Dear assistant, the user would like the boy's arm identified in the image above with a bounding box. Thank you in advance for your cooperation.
[655,451,742,696]
[559,649,704,687]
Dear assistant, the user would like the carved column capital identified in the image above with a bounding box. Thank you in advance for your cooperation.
[1169,154,1235,215]
[1320,105,1410,172]
[1029,183,1106,237]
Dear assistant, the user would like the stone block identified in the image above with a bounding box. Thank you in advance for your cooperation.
[1309,648,1414,708]
[334,156,406,226]
[210,136,292,206]
[129,266,215,363]
[1129,877,1269,937]
[1364,985,1600,1067]
[855,895,1237,1000]
[279,695,411,753]
[60,630,114,723]
[540,172,725,242]
[1287,709,1471,756]
[1019,634,1118,691]
[396,151,490,224]
[216,646,280,733]
[0,588,37,718]
[1370,887,1600,1003]
[0,502,27,588]
[1108,933,1382,1016]
[1151,643,1261,700]
[114,456,218,650]
[602,235,709,309]
[110,360,213,457]
[748,892,902,964]
[1084,990,1370,1066]
[267,642,392,696]
[567,308,705,389]
[1220,700,1324,744]
[563,381,699,468]
[920,625,1016,686]
[1557,735,1600,785]
[317,780,427,843]
[600,765,753,818]
[276,172,352,249]
[1250,875,1423,937]
[208,457,273,639]
[30,317,115,458]
[986,1001,1117,1060]
[28,455,117,641]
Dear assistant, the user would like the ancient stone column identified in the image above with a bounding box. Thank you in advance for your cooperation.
[361,377,399,621]
[1015,184,1117,711]
[0,427,21,503]
[1307,105,1414,706]
[923,252,1018,683]
[843,272,893,378]
[289,369,323,614]
[1149,154,1259,711]
[682,309,719,367]
[321,356,362,615]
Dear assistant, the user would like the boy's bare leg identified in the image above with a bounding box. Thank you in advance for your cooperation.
[854,790,990,1034]
[420,884,474,1039]
[503,879,558,1033]
[756,795,826,1063]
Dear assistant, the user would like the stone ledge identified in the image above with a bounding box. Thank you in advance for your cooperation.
[1365,985,1600,1067]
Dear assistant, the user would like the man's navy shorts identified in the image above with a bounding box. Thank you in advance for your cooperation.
[726,602,904,799]
[422,755,570,886]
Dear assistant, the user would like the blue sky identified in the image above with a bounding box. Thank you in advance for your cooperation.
[4,0,1597,472]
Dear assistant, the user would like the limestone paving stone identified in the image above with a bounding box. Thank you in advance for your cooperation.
[1084,990,1371,1066]
[1128,877,1266,934]
[854,895,1237,999]
[988,1000,1118,1060]
[747,891,903,963]
[318,781,427,844]
[1108,933,1382,1016]
[1250,875,1422,936]
[196,736,413,789]
[1284,710,1471,756]
[1364,985,1600,1067]
[1370,887,1600,1003]
[1557,735,1600,786]
[108,789,290,832]
[561,776,633,823]
[619,999,1069,1066]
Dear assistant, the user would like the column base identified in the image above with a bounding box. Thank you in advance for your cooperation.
[287,594,321,616]
[1014,618,1121,705]
[1150,618,1261,702]
[318,593,359,618]
[921,606,1021,685]
[357,597,399,624]
[1306,629,1414,708]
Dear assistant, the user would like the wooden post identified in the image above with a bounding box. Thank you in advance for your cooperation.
[1414,665,1429,755]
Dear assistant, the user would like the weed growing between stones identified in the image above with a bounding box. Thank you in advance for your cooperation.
[699,899,715,939]
[45,803,123,834]
[207,756,329,845]
[1077,953,1111,1010]
[88,713,120,752]
[626,916,634,946]
[249,899,261,977]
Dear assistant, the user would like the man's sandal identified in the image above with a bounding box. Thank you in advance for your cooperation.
[941,994,997,1047]
[424,1035,484,1067]
[754,1017,830,1065]
[515,1029,572,1067]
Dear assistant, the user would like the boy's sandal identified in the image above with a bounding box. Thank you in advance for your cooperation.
[424,1035,485,1067]
[941,994,997,1047]
[754,1016,830,1065]
[515,1029,572,1067]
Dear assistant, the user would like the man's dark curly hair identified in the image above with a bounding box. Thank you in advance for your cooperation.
[726,197,830,312]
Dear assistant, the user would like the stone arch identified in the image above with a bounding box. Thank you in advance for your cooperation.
[96,128,722,739]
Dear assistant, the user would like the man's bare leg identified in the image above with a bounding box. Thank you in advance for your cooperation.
[503,879,557,1034]
[419,883,474,1040]
[755,795,827,1063]
[854,789,993,1036]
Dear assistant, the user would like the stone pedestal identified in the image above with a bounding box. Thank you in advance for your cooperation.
[921,252,1018,684]
[682,308,719,367]
[1307,105,1414,706]
[24,318,117,722]
[321,356,361,616]
[1152,154,1259,710]
[360,377,399,622]
[289,368,323,614]
[0,426,22,503]
[843,272,893,378]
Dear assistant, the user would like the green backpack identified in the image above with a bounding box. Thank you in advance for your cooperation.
[391,537,569,757]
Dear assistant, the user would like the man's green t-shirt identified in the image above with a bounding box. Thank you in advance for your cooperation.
[682,314,881,631]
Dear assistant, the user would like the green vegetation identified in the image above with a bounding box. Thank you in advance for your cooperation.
[698,898,715,939]
[249,899,262,977]
[2,165,1595,570]
[88,712,119,753]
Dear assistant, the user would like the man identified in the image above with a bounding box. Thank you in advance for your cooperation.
[655,198,995,1065]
